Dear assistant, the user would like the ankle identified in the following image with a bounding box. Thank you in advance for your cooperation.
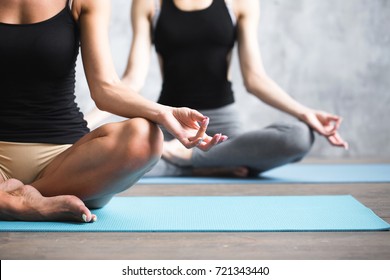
[162,139,193,166]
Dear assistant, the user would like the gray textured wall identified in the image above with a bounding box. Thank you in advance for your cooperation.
[75,0,390,159]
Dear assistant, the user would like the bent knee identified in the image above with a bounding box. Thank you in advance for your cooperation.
[286,122,315,159]
[269,122,314,160]
[115,118,163,169]
[123,118,163,155]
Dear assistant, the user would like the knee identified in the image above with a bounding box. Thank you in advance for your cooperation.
[285,122,315,160]
[122,118,163,169]
[103,118,163,171]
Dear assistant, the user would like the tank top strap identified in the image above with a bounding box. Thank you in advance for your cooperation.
[67,0,74,10]
[154,0,161,10]
[152,0,162,30]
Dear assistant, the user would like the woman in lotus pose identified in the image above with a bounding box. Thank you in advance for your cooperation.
[0,0,225,222]
[122,0,348,177]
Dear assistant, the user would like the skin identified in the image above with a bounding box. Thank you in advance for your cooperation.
[0,0,226,222]
[121,0,348,169]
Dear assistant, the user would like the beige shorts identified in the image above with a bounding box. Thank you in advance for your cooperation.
[0,141,72,184]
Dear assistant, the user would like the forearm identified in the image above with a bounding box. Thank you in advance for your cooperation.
[247,73,313,120]
[236,0,313,120]
[91,79,169,124]
[235,0,347,149]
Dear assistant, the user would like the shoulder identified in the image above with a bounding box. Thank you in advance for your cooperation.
[131,0,155,18]
[71,0,111,21]
[132,0,155,9]
[232,0,260,18]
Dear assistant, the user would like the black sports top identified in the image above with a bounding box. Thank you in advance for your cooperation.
[153,0,237,110]
[0,2,89,144]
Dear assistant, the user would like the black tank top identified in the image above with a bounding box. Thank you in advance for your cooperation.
[154,0,236,110]
[0,2,89,144]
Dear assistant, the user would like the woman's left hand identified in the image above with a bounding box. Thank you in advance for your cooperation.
[158,106,228,151]
[301,110,349,149]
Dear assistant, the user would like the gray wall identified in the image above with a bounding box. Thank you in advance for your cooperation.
[75,0,390,159]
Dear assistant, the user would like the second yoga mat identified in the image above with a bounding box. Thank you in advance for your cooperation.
[0,195,388,232]
[138,163,390,184]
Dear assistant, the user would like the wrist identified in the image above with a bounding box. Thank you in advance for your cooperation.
[296,107,315,122]
[154,105,173,125]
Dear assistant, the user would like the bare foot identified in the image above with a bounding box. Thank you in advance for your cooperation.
[192,166,250,178]
[163,139,193,166]
[0,179,96,222]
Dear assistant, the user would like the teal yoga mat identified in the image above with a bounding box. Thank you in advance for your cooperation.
[138,163,390,184]
[0,195,388,232]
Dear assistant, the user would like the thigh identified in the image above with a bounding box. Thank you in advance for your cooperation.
[32,118,163,205]
[200,104,242,137]
[0,145,9,183]
[0,141,71,184]
[192,121,314,172]
[0,169,7,183]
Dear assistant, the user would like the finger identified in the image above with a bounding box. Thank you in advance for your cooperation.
[313,118,340,137]
[310,120,334,136]
[189,117,209,142]
[178,137,199,149]
[329,117,342,133]
[332,132,347,145]
[197,133,228,151]
[220,135,229,142]
[197,133,221,151]
[326,124,338,135]
[333,133,349,150]
[333,116,342,130]
[190,109,207,123]
[324,114,342,132]
[327,133,348,149]
[312,112,341,135]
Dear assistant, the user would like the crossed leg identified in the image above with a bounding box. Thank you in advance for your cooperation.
[160,122,314,177]
[0,118,163,222]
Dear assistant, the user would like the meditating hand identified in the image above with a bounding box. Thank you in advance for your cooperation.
[300,110,349,149]
[157,106,228,151]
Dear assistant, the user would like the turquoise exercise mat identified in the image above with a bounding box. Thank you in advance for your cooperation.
[138,163,390,184]
[0,195,389,232]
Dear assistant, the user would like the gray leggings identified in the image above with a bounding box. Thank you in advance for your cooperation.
[146,104,314,177]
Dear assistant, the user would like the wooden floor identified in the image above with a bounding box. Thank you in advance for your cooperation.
[1,163,389,260]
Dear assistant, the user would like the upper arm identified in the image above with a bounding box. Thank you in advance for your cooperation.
[122,0,154,91]
[77,0,119,100]
[236,0,267,84]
